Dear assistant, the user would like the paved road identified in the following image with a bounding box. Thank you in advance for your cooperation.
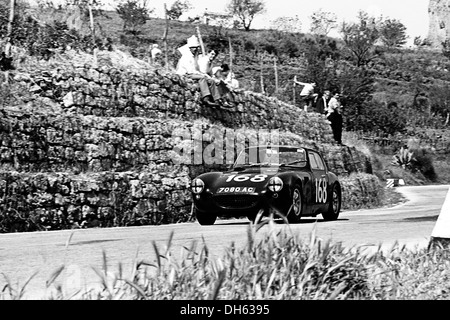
[0,185,448,299]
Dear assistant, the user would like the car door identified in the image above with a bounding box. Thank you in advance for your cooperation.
[307,151,329,212]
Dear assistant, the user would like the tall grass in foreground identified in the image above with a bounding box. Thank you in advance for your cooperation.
[2,219,450,300]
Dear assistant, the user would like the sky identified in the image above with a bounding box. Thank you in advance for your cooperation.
[29,0,431,46]
[146,0,430,46]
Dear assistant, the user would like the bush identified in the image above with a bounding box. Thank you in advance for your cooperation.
[392,146,414,169]
[340,173,385,210]
[410,148,438,182]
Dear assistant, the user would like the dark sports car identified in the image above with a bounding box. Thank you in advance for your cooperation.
[190,145,342,225]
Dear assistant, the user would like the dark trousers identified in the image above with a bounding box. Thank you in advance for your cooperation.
[327,113,343,144]
[198,78,232,101]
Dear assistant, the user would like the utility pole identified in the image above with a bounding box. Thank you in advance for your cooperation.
[274,56,278,95]
[5,0,15,57]
[260,58,264,94]
[87,0,98,66]
[162,3,169,70]
[228,36,233,70]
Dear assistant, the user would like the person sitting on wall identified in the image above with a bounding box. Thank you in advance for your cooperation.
[220,63,240,90]
[176,35,229,108]
[211,66,235,108]
[198,49,217,76]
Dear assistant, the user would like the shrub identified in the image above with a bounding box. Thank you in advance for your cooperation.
[391,147,437,182]
[340,173,385,210]
[410,148,438,182]
[392,146,414,169]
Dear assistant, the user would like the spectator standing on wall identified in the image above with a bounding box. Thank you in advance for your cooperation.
[0,51,14,71]
[294,76,318,112]
[326,92,343,145]
[315,90,330,115]
[176,35,229,108]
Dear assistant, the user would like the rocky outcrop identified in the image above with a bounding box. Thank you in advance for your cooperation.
[428,0,450,48]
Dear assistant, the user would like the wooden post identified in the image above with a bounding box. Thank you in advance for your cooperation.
[293,82,296,105]
[274,56,278,95]
[260,55,264,94]
[196,26,206,56]
[5,0,15,57]
[228,36,233,70]
[163,3,169,70]
[88,0,95,47]
[87,0,98,66]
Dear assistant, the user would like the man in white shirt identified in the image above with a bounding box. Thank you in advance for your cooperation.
[176,36,224,108]
[294,76,318,112]
[326,93,344,144]
[198,49,217,75]
[315,90,330,115]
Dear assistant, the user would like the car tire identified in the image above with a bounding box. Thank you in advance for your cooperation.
[195,209,217,226]
[287,186,303,223]
[322,184,341,221]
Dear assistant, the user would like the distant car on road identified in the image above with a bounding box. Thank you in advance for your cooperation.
[190,145,342,225]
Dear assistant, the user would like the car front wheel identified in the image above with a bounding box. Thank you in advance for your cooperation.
[195,209,217,225]
[287,186,303,223]
[322,184,341,221]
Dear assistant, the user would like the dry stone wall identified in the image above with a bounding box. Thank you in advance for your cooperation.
[0,54,372,232]
[15,63,333,143]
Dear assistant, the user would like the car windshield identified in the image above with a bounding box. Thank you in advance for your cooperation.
[233,146,307,168]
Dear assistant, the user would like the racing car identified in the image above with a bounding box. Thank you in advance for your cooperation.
[190,145,342,225]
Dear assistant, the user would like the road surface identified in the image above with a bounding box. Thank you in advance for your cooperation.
[0,185,448,299]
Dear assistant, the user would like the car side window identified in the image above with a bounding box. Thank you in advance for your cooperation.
[308,152,325,171]
[308,152,319,170]
[313,153,326,170]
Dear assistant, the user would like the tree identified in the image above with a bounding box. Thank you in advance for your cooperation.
[270,15,302,34]
[429,83,450,125]
[66,0,104,48]
[340,11,380,67]
[116,0,152,35]
[226,0,265,31]
[166,0,191,20]
[309,9,337,36]
[333,62,377,132]
[379,18,407,48]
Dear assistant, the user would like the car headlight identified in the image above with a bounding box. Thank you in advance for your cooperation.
[268,177,283,192]
[191,178,205,194]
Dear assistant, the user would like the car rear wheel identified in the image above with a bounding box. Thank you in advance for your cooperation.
[195,209,217,225]
[322,184,341,221]
[287,186,303,223]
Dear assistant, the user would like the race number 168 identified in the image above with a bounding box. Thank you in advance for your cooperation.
[226,174,268,183]
[315,178,327,203]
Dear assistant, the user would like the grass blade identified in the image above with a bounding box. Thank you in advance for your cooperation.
[208,269,226,300]
[46,265,65,288]
[18,271,39,299]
